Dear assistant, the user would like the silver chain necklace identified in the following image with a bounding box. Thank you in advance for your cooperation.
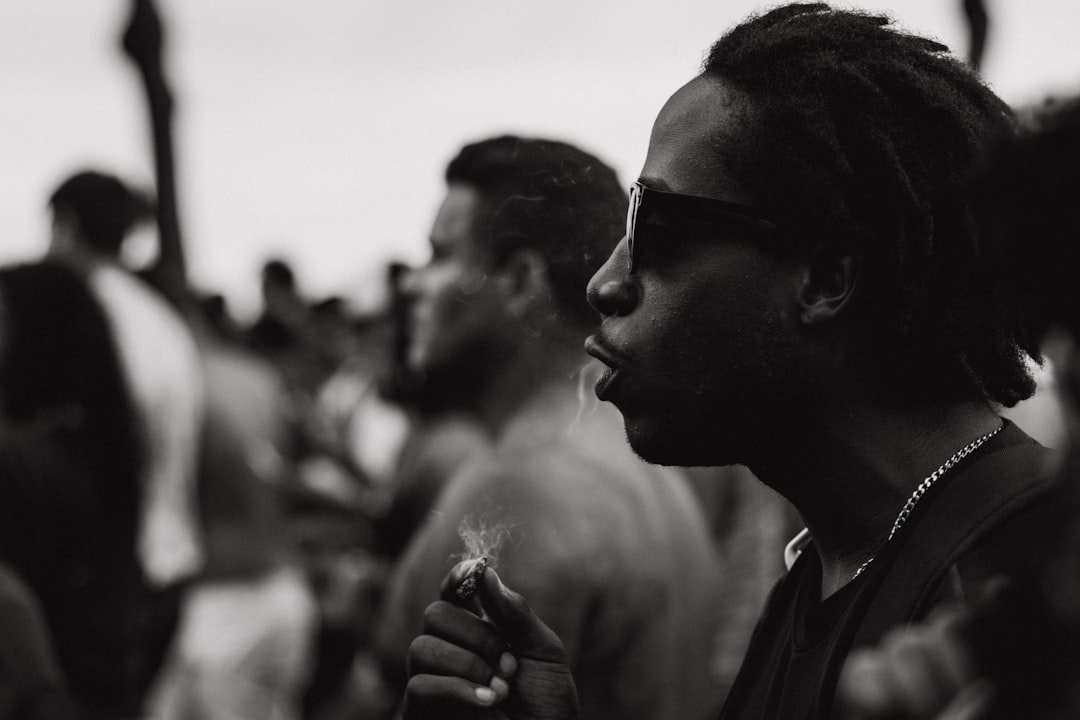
[851,423,1003,580]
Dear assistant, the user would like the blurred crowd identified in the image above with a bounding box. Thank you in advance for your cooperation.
[3,2,1080,720]
[0,165,800,720]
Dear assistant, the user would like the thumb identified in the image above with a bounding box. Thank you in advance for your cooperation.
[478,568,567,663]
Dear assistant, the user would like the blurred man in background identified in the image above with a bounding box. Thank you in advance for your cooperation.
[372,135,724,720]
[49,170,205,594]
[0,261,146,717]
[47,170,205,687]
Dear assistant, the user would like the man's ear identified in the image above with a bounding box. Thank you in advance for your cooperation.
[796,241,860,326]
[500,248,552,316]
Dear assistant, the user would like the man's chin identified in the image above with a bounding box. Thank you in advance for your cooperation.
[622,419,735,467]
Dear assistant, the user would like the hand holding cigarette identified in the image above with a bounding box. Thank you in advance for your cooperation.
[405,563,579,720]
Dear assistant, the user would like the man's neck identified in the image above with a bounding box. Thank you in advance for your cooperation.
[751,399,1003,598]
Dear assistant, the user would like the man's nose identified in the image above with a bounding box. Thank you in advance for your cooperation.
[586,238,640,317]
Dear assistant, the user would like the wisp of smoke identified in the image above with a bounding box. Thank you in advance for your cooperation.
[457,511,515,565]
[572,359,603,429]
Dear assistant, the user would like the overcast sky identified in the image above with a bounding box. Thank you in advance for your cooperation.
[1,1,1078,319]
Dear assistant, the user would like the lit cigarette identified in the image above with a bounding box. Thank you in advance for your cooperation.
[455,556,488,601]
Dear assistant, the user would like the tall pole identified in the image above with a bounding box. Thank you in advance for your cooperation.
[122,0,190,314]
[963,0,989,73]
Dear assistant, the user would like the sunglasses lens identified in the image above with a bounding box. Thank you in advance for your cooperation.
[626,185,641,273]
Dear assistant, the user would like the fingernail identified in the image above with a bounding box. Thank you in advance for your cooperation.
[475,686,496,705]
[489,676,510,700]
[499,652,518,676]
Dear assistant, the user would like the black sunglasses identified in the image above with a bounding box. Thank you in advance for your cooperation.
[625,181,779,273]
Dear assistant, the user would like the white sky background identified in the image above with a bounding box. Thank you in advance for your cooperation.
[1,1,1078,320]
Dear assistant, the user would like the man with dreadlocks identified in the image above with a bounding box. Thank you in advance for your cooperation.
[399,5,1056,720]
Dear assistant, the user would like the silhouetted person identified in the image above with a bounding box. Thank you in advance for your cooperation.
[0,261,146,718]
[250,259,305,355]
[46,172,206,717]
[48,170,205,594]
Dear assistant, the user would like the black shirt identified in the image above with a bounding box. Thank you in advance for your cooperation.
[718,542,885,720]
[718,420,1052,720]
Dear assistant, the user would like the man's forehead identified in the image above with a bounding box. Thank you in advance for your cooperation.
[641,75,753,203]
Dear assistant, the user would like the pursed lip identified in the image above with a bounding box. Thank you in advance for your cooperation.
[584,335,626,400]
[584,334,622,369]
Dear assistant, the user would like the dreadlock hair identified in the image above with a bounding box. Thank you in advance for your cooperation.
[702,3,1035,407]
[445,135,627,329]
[974,95,1080,347]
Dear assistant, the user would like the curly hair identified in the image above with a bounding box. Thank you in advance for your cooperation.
[702,3,1034,407]
[446,135,627,328]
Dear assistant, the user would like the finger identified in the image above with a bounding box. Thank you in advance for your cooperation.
[421,600,512,672]
[441,558,487,616]
[476,568,567,663]
[408,634,501,688]
[405,672,503,717]
[441,558,485,599]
